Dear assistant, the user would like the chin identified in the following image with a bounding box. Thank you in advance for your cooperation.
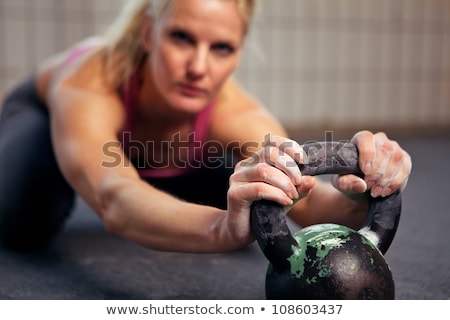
[171,95,211,114]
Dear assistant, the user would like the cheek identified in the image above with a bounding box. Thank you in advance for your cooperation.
[151,46,181,81]
[211,58,240,90]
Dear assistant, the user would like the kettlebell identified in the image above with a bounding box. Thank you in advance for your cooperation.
[250,141,402,299]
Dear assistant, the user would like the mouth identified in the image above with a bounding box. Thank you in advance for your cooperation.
[177,83,207,97]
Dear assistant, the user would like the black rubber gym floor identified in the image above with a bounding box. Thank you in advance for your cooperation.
[0,133,449,299]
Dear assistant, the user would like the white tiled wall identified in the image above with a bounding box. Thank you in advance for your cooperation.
[237,0,450,132]
[1,0,449,133]
[0,0,125,93]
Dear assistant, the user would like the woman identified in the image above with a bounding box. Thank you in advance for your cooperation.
[0,0,411,252]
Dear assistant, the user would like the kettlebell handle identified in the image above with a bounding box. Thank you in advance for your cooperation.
[250,141,402,268]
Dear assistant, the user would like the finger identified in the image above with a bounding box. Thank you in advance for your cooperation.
[264,145,304,186]
[367,134,399,196]
[331,174,368,194]
[354,131,395,190]
[232,162,299,200]
[370,140,403,196]
[379,150,412,196]
[228,182,294,207]
[263,134,307,165]
[351,130,376,179]
[371,132,393,174]
[285,176,316,215]
[245,145,303,186]
[295,175,316,196]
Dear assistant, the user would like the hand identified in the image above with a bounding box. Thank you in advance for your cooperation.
[332,131,412,198]
[225,135,315,240]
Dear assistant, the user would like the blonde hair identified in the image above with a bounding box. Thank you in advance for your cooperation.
[102,0,257,88]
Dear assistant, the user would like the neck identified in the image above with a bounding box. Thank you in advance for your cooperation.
[137,65,195,126]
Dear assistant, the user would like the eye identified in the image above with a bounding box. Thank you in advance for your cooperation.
[211,43,235,56]
[169,30,193,45]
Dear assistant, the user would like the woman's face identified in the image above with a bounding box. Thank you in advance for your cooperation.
[146,0,246,113]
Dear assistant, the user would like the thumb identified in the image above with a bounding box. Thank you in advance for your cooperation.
[331,174,367,194]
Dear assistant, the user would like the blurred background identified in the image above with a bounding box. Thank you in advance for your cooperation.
[0,0,449,137]
[0,0,449,300]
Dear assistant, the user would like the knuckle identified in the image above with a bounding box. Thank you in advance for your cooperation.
[358,147,376,164]
[227,186,237,198]
[363,148,376,159]
[229,172,239,184]
[352,130,372,142]
[256,163,271,181]
[375,131,388,140]
[391,149,404,164]
[234,160,244,171]
[337,176,347,190]
[255,184,267,200]
[232,160,246,174]
[357,130,371,137]
[267,146,279,161]
[378,140,394,155]
[240,154,259,168]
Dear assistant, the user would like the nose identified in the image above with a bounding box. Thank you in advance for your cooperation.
[187,46,208,80]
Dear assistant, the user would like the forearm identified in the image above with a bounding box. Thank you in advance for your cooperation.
[288,179,369,230]
[98,176,247,253]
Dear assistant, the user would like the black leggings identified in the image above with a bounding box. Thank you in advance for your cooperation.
[0,78,233,251]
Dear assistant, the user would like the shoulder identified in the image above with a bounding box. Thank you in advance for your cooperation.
[209,77,287,155]
[37,38,126,134]
[37,37,111,102]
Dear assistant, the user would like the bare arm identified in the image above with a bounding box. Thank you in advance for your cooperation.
[46,63,249,253]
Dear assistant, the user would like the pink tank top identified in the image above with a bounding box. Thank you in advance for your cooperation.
[63,43,215,178]
[121,72,214,178]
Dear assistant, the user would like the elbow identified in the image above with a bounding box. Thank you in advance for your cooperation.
[102,208,126,237]
[98,179,128,237]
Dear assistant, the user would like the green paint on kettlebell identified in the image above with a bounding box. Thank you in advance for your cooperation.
[287,224,356,279]
[306,276,317,284]
[287,244,306,278]
[318,267,331,277]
